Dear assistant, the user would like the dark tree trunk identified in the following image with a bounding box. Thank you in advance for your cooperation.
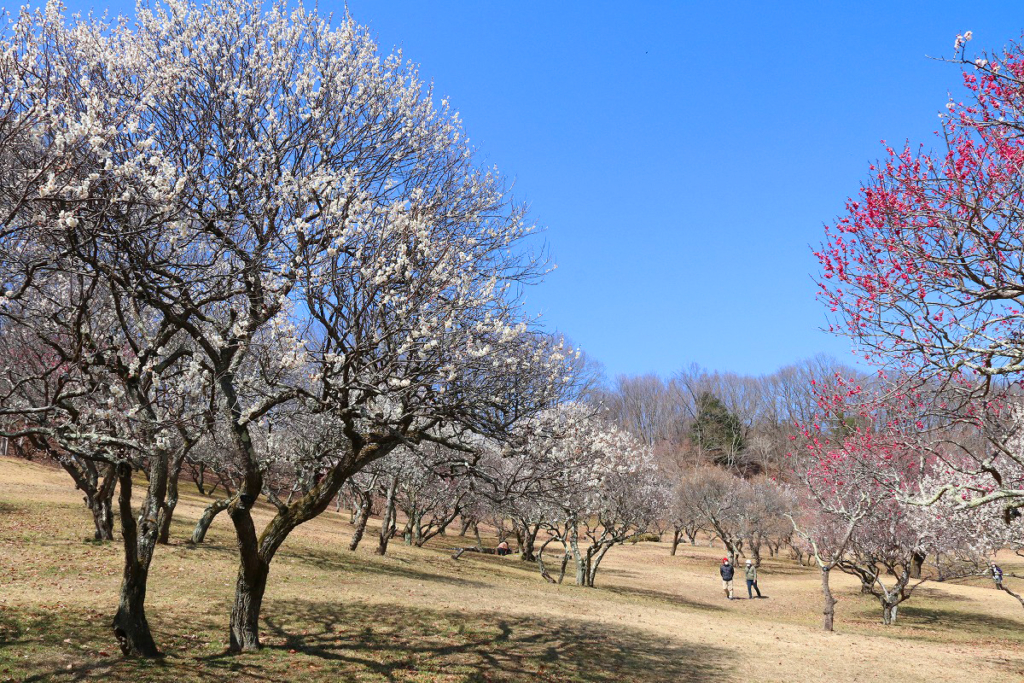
[223,396,270,656]
[558,552,570,584]
[910,551,925,579]
[191,497,232,544]
[226,449,380,652]
[881,601,898,625]
[671,528,682,556]
[750,539,762,568]
[91,490,116,541]
[434,508,457,538]
[348,491,373,551]
[58,455,117,541]
[404,514,416,545]
[587,544,612,587]
[111,460,165,658]
[821,566,836,632]
[567,525,589,587]
[227,470,345,652]
[89,464,118,541]
[376,475,399,556]
[518,521,540,562]
[156,450,185,544]
[228,501,268,653]
[193,462,207,495]
[459,517,472,536]
[536,536,560,583]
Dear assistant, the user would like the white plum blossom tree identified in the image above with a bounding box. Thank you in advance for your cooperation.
[0,0,575,655]
[529,405,666,587]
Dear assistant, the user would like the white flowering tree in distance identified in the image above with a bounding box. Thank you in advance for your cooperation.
[528,405,666,588]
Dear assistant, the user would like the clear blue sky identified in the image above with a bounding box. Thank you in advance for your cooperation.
[57,1,1024,378]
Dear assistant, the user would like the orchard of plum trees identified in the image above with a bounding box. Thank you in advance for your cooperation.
[3,1,1024,661]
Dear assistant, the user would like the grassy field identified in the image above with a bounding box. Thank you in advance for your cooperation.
[1,455,1023,682]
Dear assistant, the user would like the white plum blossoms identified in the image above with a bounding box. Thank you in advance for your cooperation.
[0,0,575,656]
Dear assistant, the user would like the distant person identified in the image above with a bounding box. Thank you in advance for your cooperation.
[991,562,1004,589]
[496,540,511,556]
[719,558,735,600]
[745,559,762,599]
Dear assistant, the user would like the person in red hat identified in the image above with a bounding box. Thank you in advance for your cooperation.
[719,557,735,599]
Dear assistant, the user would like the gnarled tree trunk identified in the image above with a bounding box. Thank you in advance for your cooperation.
[376,475,399,556]
[670,528,682,556]
[191,497,233,544]
[566,523,590,587]
[112,454,169,658]
[227,443,395,652]
[58,455,118,541]
[517,520,540,562]
[586,543,613,587]
[156,450,185,544]
[413,505,462,548]
[910,551,925,579]
[228,498,267,653]
[348,489,373,551]
[83,463,118,541]
[881,601,899,625]
[821,566,837,632]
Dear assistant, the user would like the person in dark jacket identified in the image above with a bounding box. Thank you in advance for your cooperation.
[719,558,735,599]
[991,562,1004,589]
[745,559,762,598]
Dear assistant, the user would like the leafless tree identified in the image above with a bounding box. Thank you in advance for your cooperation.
[739,478,797,568]
[599,374,680,446]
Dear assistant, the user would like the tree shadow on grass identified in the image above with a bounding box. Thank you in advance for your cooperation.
[183,538,494,591]
[440,548,565,582]
[0,501,22,516]
[6,596,731,682]
[213,599,733,683]
[0,604,43,647]
[0,607,172,683]
[908,585,977,603]
[899,604,1024,636]
[591,567,643,579]
[602,585,727,613]
[280,547,496,591]
[977,653,1024,679]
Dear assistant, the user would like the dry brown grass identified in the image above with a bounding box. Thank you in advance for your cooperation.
[1,455,1023,682]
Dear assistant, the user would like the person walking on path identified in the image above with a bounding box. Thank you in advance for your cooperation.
[719,558,735,600]
[991,562,1004,589]
[745,559,762,599]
